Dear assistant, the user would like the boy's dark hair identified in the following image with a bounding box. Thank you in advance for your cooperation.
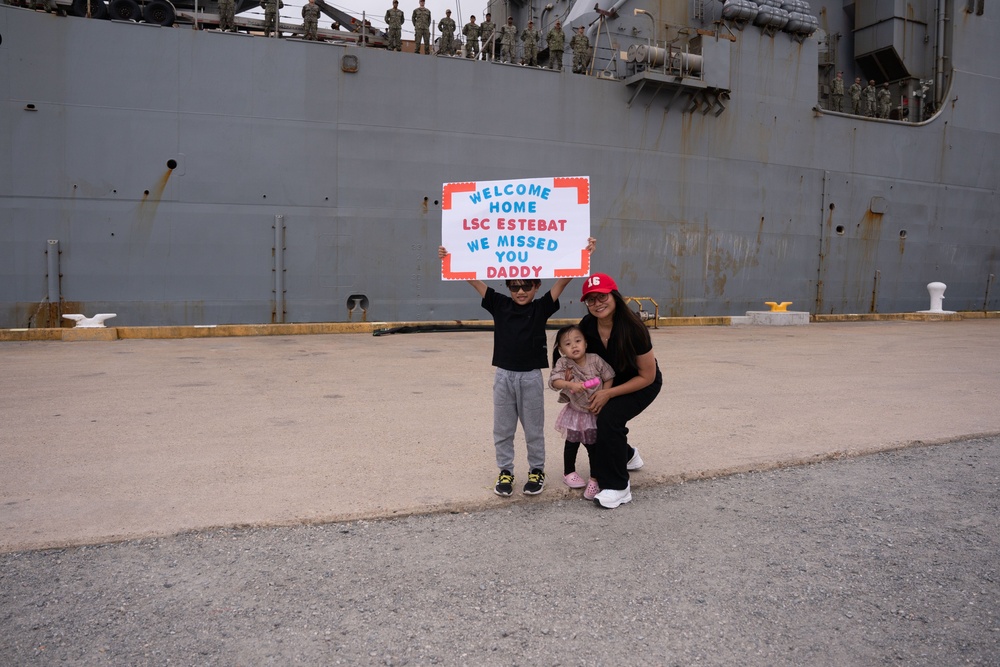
[505,278,542,290]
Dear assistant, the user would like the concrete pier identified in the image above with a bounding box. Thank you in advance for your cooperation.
[2,319,999,553]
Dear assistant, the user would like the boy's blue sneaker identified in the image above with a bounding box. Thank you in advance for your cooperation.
[523,468,545,495]
[494,470,514,496]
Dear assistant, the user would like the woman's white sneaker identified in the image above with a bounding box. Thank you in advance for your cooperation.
[626,448,644,470]
[594,484,632,509]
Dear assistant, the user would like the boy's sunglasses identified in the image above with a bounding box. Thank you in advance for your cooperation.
[509,284,532,293]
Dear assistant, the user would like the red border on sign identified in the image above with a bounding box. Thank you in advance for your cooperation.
[442,182,477,211]
[553,177,589,205]
[554,250,591,277]
[441,253,477,280]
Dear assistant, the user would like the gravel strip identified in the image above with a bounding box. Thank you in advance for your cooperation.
[2,437,998,666]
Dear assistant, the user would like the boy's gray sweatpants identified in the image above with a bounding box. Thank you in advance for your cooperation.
[493,368,546,473]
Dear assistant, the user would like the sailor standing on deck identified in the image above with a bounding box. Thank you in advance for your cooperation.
[412,0,431,54]
[480,13,495,60]
[261,0,284,37]
[849,77,862,114]
[877,82,892,119]
[500,16,518,64]
[831,71,844,112]
[571,25,590,74]
[547,20,565,70]
[863,80,877,117]
[463,15,480,59]
[438,9,457,55]
[385,0,404,51]
[301,0,320,40]
[219,0,236,31]
[520,20,541,66]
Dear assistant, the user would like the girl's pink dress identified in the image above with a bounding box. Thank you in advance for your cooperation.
[549,353,615,444]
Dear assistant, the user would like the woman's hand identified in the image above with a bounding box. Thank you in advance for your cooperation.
[588,388,612,413]
[588,351,657,413]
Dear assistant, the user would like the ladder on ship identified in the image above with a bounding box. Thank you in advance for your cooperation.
[589,7,620,78]
[692,0,705,23]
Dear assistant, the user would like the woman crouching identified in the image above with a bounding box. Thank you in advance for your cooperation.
[578,273,662,509]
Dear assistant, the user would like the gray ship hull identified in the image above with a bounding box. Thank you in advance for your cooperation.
[1,1,998,327]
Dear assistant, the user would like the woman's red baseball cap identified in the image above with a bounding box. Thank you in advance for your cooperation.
[582,273,618,297]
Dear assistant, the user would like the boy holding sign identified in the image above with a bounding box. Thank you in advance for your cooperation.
[438,237,595,497]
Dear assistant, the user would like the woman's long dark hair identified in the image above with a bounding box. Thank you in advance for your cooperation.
[603,290,651,375]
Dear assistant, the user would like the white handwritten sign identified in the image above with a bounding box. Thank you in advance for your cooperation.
[441,176,591,280]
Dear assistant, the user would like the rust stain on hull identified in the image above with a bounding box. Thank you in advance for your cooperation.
[858,209,884,267]
[139,169,172,219]
[816,206,836,313]
[21,300,85,328]
[134,169,174,248]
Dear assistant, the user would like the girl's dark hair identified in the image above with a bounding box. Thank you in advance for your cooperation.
[604,290,651,375]
[551,324,584,367]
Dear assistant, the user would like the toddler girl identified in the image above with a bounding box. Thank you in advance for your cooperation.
[549,325,615,499]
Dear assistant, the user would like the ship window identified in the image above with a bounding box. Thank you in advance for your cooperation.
[835,225,845,235]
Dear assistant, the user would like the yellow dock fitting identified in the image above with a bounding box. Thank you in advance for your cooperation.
[764,301,792,312]
[62,327,119,342]
[624,297,660,328]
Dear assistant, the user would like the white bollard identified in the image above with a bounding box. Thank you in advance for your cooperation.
[63,313,117,328]
[919,282,955,314]
[927,282,946,312]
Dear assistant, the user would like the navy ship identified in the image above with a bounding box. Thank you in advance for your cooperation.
[1,0,997,327]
